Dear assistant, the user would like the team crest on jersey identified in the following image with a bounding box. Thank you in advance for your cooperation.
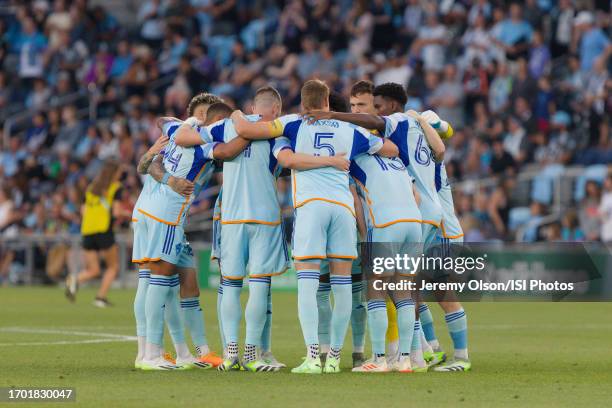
[175,243,183,256]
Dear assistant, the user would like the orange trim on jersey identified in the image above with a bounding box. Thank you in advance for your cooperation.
[221,275,245,280]
[421,219,441,228]
[293,255,327,260]
[353,178,421,228]
[132,257,162,264]
[295,198,356,217]
[440,221,464,239]
[327,254,358,260]
[250,266,289,278]
[220,219,281,226]
[141,161,212,226]
[293,254,357,260]
[212,216,221,221]
[132,218,138,222]
[375,219,423,228]
[137,209,178,226]
[291,171,356,217]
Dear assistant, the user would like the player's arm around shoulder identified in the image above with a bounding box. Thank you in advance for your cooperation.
[376,138,399,158]
[174,122,205,147]
[276,148,350,171]
[407,110,445,162]
[303,110,386,134]
[232,110,282,140]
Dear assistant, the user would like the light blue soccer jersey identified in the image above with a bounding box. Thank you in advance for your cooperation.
[138,121,216,226]
[132,174,155,220]
[383,112,443,225]
[273,114,383,214]
[435,162,464,238]
[350,154,422,228]
[208,116,290,225]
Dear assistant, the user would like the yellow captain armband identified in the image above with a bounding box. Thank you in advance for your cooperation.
[268,119,284,137]
[439,122,454,140]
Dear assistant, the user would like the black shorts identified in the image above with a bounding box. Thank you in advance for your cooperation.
[82,231,115,251]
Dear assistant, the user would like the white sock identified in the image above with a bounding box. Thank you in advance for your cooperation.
[144,342,162,361]
[136,336,146,361]
[410,348,426,368]
[174,342,192,360]
[429,338,441,352]
[387,340,399,360]
[455,348,469,360]
[420,331,433,353]
[195,344,210,357]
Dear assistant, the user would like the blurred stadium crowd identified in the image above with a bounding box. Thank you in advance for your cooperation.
[0,0,611,282]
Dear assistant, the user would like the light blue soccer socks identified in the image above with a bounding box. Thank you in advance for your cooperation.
[134,268,149,360]
[145,274,178,348]
[181,296,209,355]
[329,275,352,356]
[245,277,271,349]
[316,281,332,353]
[395,298,416,355]
[410,320,426,367]
[165,280,192,360]
[261,284,272,352]
[217,277,226,350]
[419,303,440,350]
[351,280,366,354]
[366,299,387,356]
[134,269,149,337]
[297,269,320,353]
[221,278,243,358]
[445,308,469,360]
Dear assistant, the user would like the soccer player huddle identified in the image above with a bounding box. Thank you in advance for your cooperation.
[130,78,470,374]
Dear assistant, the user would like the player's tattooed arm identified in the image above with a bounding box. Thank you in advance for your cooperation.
[212,137,251,160]
[302,111,386,134]
[231,110,279,140]
[276,149,350,171]
[350,184,367,241]
[147,155,194,197]
[406,110,445,162]
[137,135,168,174]
[376,139,399,158]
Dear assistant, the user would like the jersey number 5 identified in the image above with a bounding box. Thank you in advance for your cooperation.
[313,133,335,156]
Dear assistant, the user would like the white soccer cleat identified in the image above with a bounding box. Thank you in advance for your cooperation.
[140,357,180,371]
[391,355,413,373]
[352,356,390,373]
[260,351,286,369]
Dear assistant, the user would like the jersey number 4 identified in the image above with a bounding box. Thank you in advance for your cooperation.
[313,133,335,156]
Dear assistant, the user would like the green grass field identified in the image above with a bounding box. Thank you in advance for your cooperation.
[1,287,612,407]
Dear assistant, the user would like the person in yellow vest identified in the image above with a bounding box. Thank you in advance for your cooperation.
[65,160,124,307]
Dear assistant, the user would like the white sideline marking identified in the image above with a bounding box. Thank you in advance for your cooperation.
[0,327,137,347]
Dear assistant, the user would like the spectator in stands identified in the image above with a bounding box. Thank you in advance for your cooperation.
[493,3,532,61]
[488,177,515,239]
[579,180,602,241]
[599,174,612,243]
[490,138,515,175]
[560,210,585,241]
[574,11,610,72]
[413,13,448,72]
[0,186,15,233]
